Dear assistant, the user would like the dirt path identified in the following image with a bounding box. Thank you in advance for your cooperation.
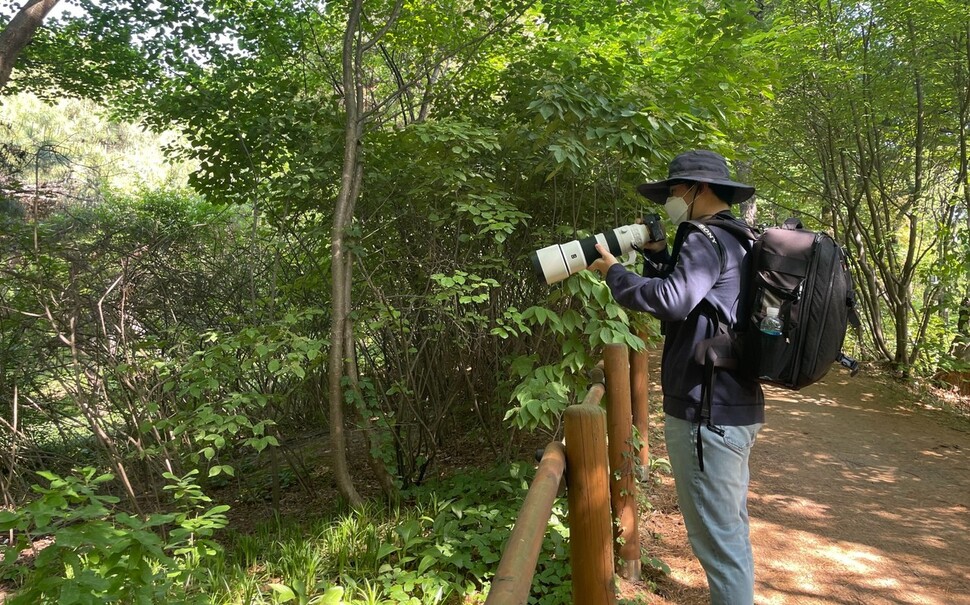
[638,368,970,605]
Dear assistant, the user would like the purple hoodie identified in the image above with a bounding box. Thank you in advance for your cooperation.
[605,218,764,426]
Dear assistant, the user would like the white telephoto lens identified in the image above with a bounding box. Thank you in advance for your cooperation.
[531,223,651,285]
[559,240,587,276]
[531,244,570,285]
[611,224,649,255]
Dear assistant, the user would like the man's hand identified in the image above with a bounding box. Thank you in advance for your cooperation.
[589,243,619,276]
[634,217,667,253]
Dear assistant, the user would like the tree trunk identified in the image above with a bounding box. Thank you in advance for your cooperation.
[893,289,910,375]
[343,307,399,502]
[0,0,60,90]
[328,0,365,509]
[326,0,407,508]
[734,159,757,225]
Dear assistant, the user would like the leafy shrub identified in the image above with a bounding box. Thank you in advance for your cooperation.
[0,468,227,605]
[407,463,571,605]
[504,271,654,433]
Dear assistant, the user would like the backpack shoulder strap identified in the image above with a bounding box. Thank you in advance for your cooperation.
[703,212,759,250]
[670,213,758,262]
[668,219,726,272]
[692,222,723,264]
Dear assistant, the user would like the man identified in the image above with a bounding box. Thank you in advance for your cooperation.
[589,150,765,605]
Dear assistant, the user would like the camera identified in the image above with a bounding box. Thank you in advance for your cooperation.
[530,214,666,285]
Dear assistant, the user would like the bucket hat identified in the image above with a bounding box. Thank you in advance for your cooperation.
[636,150,754,204]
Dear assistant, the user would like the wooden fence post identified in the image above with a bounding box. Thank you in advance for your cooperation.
[630,337,650,480]
[564,404,616,605]
[603,343,641,581]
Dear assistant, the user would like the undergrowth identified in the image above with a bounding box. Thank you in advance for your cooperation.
[0,458,668,604]
[0,463,577,604]
[202,462,572,604]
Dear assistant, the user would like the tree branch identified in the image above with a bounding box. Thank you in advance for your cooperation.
[0,0,61,90]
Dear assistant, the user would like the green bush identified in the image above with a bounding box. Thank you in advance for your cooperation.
[0,468,227,605]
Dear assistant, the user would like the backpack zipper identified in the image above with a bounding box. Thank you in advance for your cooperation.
[789,234,823,385]
[791,235,838,386]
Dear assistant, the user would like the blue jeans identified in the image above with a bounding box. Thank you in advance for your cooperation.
[664,415,762,605]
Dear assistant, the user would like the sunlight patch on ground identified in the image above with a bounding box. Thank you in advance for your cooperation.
[750,493,831,520]
[920,448,948,458]
[752,517,962,605]
[860,466,901,484]
[815,542,883,574]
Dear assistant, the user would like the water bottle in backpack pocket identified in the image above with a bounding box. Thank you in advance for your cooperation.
[752,305,788,381]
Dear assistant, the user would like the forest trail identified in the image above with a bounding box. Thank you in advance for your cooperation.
[639,366,970,605]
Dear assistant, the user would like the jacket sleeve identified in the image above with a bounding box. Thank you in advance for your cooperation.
[605,230,721,321]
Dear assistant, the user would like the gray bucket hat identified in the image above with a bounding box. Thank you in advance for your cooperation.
[636,150,755,204]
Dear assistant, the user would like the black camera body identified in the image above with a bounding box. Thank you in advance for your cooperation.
[642,213,666,243]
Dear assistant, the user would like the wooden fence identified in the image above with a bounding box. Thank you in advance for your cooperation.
[485,341,651,605]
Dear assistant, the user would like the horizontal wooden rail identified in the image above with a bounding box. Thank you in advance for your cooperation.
[485,441,566,605]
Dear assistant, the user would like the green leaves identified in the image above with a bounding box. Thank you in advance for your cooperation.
[430,271,498,305]
[528,81,680,177]
[505,269,653,431]
[0,468,229,604]
[152,308,328,473]
[268,581,346,604]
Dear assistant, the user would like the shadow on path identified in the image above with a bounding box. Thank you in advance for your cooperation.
[749,373,970,605]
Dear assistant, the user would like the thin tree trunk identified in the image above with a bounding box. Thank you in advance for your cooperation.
[734,160,757,224]
[328,0,365,508]
[343,303,399,502]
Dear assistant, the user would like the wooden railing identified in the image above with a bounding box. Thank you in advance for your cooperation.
[485,342,651,605]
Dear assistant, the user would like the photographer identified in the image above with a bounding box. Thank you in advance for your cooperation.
[589,150,764,605]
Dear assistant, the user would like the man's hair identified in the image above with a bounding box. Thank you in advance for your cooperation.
[709,183,736,204]
[669,180,737,205]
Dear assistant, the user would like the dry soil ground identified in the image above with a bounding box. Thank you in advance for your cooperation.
[633,365,970,605]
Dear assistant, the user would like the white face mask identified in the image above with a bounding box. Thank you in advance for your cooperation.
[664,185,697,225]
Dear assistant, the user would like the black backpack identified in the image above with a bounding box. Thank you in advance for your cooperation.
[669,214,860,466]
